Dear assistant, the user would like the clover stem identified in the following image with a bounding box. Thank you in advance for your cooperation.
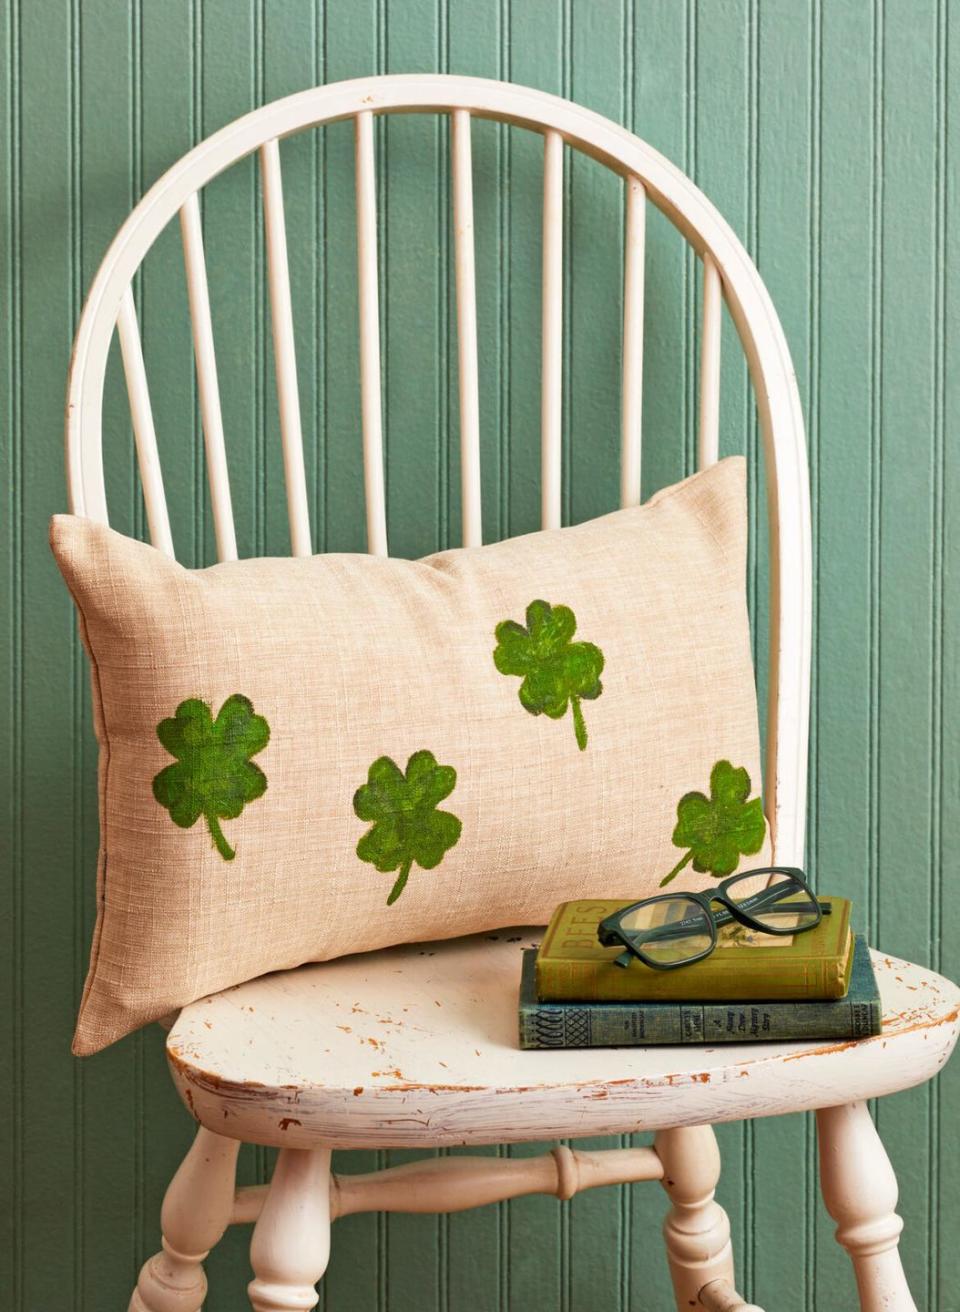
[659,849,694,888]
[387,858,413,906]
[206,814,235,862]
[571,697,588,751]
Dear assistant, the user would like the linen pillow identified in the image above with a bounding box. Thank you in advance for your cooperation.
[52,455,770,1055]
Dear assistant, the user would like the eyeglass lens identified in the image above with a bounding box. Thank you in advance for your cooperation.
[725,869,819,932]
[618,896,713,964]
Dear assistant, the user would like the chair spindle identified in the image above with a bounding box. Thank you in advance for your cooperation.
[620,175,646,509]
[260,138,313,558]
[451,108,482,548]
[180,192,238,562]
[541,129,563,531]
[698,252,722,470]
[354,111,388,557]
[116,286,175,558]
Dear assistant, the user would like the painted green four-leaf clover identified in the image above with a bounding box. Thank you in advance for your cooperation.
[493,599,604,751]
[150,654,756,900]
[660,759,766,887]
[152,694,270,862]
[353,750,463,905]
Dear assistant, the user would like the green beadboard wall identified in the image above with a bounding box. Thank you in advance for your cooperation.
[2,1,959,1309]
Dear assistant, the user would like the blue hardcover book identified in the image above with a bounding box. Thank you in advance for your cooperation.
[518,934,881,1049]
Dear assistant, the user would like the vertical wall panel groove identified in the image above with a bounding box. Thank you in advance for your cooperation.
[938,0,960,1294]
[2,4,958,1309]
[927,5,947,1307]
[865,0,884,1251]
[804,1,823,1301]
[867,0,884,961]
[67,0,85,1304]
[2,0,24,1305]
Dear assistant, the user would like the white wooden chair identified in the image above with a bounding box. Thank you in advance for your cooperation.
[64,75,959,1312]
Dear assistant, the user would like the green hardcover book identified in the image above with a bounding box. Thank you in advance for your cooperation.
[519,936,880,1048]
[535,896,853,1002]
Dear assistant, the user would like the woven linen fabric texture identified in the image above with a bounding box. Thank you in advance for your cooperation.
[50,455,769,1054]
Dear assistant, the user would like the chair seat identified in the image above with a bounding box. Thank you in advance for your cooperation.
[167,929,960,1151]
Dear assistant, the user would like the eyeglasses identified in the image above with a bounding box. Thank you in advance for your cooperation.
[596,867,831,970]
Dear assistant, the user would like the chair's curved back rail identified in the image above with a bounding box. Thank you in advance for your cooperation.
[64,73,811,866]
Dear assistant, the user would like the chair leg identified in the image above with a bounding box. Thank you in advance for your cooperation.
[129,1126,241,1312]
[698,1279,763,1312]
[247,1146,332,1312]
[816,1101,918,1312]
[655,1124,737,1310]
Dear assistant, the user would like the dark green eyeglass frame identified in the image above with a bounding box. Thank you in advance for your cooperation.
[596,866,832,970]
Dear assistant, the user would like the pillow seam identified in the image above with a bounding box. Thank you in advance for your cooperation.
[60,565,112,1050]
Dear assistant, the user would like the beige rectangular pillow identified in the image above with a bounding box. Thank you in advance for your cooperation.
[51,455,770,1054]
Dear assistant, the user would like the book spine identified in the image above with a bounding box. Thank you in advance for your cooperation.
[518,996,881,1049]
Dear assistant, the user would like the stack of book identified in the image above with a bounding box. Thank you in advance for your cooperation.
[519,897,881,1049]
